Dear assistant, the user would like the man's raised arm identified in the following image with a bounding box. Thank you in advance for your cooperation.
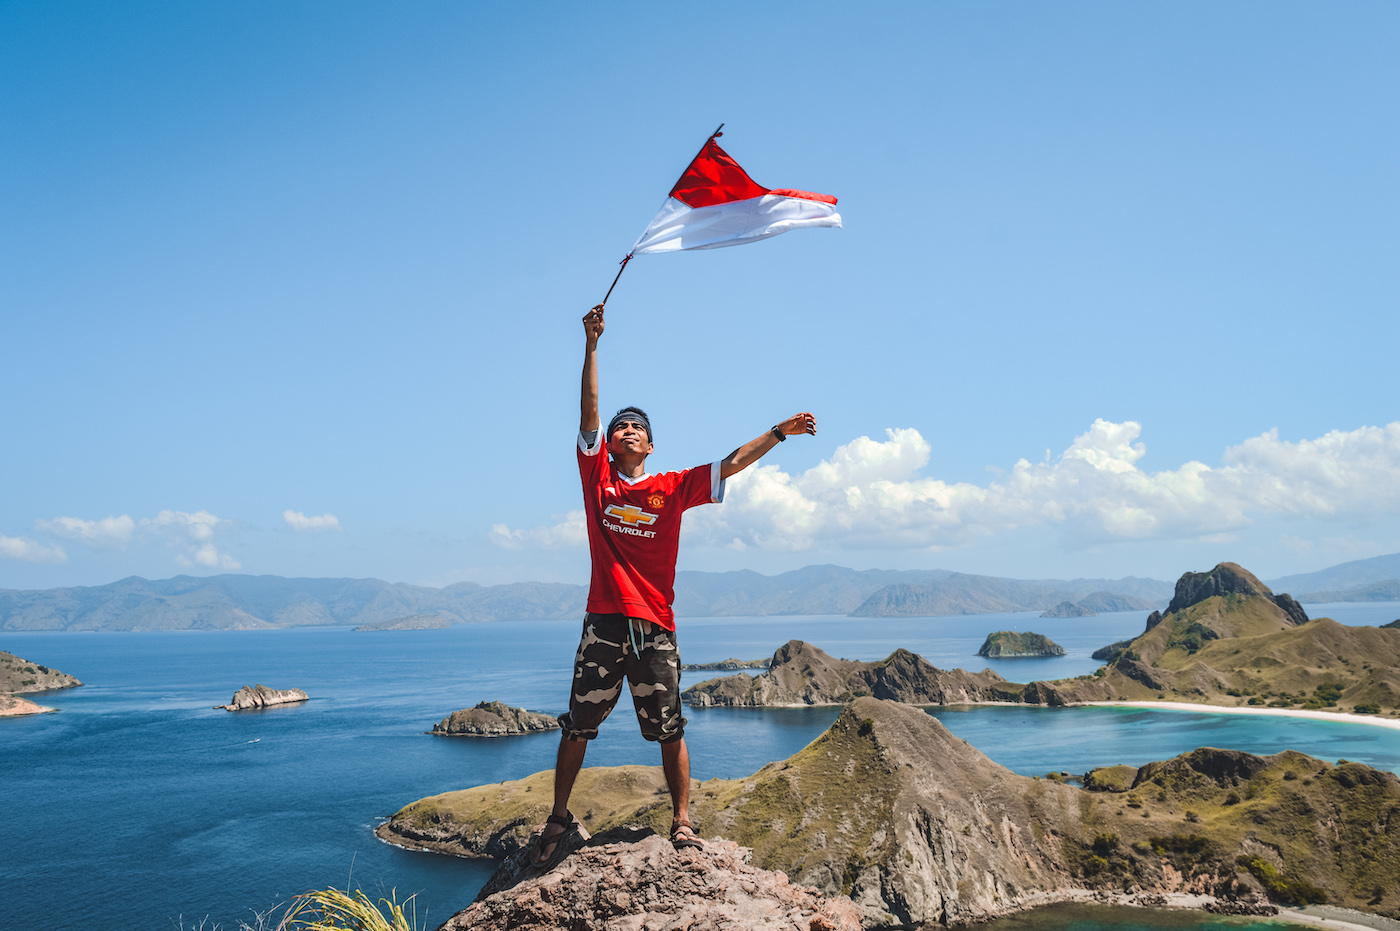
[580,304,604,434]
[720,413,817,479]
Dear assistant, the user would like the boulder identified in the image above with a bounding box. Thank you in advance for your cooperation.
[444,827,862,931]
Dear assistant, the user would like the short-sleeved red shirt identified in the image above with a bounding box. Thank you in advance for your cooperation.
[578,431,724,630]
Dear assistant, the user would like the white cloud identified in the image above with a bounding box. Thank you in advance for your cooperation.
[490,510,587,550]
[0,534,67,563]
[34,508,242,570]
[35,515,136,548]
[283,510,343,533]
[491,420,1400,553]
[145,509,223,541]
[176,544,241,570]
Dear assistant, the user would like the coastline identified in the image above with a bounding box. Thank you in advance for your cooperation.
[1082,700,1400,732]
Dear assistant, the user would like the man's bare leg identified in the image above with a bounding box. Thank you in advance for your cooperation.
[536,734,588,863]
[661,735,698,844]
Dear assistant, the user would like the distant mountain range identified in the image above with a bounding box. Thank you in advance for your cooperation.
[1,566,1173,632]
[1267,552,1400,597]
[3,552,1395,632]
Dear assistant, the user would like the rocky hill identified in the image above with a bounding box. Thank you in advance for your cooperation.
[1025,563,1400,715]
[381,697,1400,925]
[682,640,1017,708]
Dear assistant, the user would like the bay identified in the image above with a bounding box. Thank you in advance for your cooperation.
[3,603,1397,930]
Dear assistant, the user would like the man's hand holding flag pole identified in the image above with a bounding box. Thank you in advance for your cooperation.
[600,124,842,306]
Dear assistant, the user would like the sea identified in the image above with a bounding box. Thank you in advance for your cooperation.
[4,603,1399,931]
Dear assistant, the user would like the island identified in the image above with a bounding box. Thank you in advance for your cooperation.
[1041,600,1097,617]
[380,696,1400,927]
[682,640,1018,708]
[217,684,308,711]
[977,630,1067,657]
[680,657,769,671]
[0,650,83,716]
[354,613,452,631]
[432,700,560,737]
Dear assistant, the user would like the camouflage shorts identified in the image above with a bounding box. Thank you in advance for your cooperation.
[556,613,687,743]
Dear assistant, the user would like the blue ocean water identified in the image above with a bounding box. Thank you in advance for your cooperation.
[3,604,1397,931]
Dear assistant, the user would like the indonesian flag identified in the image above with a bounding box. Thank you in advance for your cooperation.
[630,136,841,254]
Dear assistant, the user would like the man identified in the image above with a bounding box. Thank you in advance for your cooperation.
[532,303,816,868]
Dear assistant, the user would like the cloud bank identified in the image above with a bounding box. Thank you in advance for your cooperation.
[283,510,343,533]
[491,420,1400,553]
[32,509,240,569]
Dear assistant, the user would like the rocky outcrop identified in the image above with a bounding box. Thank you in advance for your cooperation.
[217,684,308,711]
[390,698,1400,924]
[683,641,1017,708]
[1041,601,1097,617]
[432,701,559,737]
[444,828,863,931]
[977,631,1067,657]
[1091,639,1133,662]
[682,657,770,671]
[0,650,82,694]
[0,693,53,716]
[1166,562,1308,627]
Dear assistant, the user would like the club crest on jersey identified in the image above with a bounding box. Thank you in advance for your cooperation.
[604,504,658,527]
[647,492,665,509]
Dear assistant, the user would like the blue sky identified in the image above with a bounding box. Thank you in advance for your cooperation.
[3,2,1398,590]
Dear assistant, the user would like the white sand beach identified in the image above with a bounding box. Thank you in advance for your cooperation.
[1082,700,1400,732]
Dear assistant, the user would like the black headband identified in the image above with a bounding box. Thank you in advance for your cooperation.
[607,407,652,442]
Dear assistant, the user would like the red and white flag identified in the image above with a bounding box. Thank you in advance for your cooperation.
[630,135,841,255]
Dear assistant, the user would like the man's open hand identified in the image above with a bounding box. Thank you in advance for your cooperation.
[583,304,605,344]
[776,413,817,438]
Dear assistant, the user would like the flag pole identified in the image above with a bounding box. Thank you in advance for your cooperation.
[600,123,725,307]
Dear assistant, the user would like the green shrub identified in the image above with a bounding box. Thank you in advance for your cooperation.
[1237,856,1327,905]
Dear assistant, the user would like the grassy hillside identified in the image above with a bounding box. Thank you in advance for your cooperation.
[381,699,1400,922]
[1038,564,1400,717]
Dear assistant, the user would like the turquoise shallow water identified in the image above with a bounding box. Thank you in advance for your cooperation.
[3,604,1396,930]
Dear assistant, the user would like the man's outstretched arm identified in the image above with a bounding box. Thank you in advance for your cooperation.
[580,304,604,434]
[720,412,816,479]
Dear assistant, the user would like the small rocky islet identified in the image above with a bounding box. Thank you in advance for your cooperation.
[432,700,560,737]
[217,684,308,711]
[977,630,1068,657]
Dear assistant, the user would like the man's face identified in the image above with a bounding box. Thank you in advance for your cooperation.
[609,419,653,457]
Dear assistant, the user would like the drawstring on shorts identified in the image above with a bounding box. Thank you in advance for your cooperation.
[627,618,644,657]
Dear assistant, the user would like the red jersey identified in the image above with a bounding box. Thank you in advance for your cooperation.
[578,430,724,630]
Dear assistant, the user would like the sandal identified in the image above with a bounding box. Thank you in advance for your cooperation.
[670,818,704,850]
[531,811,581,871]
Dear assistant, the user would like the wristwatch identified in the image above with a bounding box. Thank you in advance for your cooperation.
[770,426,786,442]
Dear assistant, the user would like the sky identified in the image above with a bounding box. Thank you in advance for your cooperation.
[3,2,1398,592]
